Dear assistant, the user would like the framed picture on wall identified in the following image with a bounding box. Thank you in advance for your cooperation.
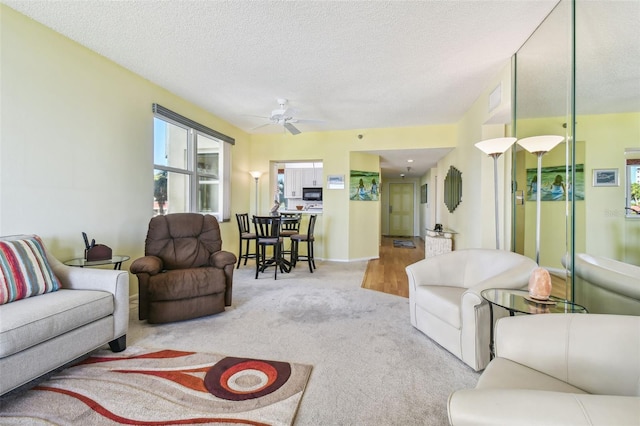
[327,174,345,189]
[349,170,379,201]
[420,184,428,204]
[593,168,619,187]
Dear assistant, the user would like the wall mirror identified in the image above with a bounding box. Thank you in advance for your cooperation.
[513,0,640,306]
[444,165,462,213]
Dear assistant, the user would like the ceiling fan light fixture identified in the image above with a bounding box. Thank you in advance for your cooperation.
[250,98,323,136]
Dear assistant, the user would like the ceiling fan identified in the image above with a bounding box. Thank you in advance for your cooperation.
[250,98,322,135]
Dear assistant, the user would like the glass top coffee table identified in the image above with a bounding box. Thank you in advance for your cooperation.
[481,288,588,315]
[481,288,587,358]
[64,255,130,270]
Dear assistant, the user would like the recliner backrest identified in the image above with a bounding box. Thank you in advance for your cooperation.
[144,213,222,270]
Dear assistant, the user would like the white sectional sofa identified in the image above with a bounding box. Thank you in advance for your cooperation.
[0,235,129,395]
[448,314,640,425]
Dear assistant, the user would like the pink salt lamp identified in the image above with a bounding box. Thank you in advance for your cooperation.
[528,267,552,300]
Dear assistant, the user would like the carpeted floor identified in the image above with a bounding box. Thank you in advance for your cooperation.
[128,261,479,425]
[2,261,479,425]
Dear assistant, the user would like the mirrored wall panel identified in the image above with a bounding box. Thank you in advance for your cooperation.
[513,0,640,314]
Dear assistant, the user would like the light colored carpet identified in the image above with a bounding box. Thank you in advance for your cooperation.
[127,261,480,425]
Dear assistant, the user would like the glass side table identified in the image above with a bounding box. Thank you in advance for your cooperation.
[481,288,588,358]
[64,255,130,270]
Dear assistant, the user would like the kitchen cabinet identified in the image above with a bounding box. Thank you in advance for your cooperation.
[284,167,323,198]
[302,167,323,188]
[284,169,303,198]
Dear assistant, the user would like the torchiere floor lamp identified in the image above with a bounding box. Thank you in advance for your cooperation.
[475,137,517,249]
[249,171,263,215]
[517,135,564,264]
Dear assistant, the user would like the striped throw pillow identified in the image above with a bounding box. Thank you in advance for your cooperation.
[0,235,61,305]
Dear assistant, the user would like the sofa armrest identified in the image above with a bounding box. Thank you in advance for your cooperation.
[48,255,129,340]
[448,389,640,426]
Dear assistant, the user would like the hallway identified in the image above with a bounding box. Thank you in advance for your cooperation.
[361,236,425,298]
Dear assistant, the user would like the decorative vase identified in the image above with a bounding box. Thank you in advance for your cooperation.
[528,267,552,300]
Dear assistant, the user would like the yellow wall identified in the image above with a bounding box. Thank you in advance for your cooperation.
[436,63,514,249]
[0,6,251,295]
[348,152,381,260]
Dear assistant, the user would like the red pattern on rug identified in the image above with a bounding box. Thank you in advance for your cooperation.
[0,348,312,426]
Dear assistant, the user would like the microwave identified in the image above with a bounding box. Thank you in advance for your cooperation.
[302,187,322,201]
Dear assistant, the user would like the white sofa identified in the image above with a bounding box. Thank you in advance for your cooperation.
[0,235,129,395]
[406,249,537,371]
[565,253,640,315]
[448,314,640,425]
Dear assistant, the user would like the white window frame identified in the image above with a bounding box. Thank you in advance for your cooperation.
[153,105,233,221]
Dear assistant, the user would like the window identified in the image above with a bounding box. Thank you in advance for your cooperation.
[626,148,640,217]
[152,104,233,220]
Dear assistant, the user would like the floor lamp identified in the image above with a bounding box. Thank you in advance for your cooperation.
[517,135,564,264]
[249,171,262,215]
[475,137,517,249]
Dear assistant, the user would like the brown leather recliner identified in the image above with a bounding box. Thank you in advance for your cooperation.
[131,213,237,324]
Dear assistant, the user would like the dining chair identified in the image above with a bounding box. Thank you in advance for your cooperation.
[280,213,301,260]
[235,213,257,268]
[279,213,301,236]
[291,214,318,273]
[252,215,289,279]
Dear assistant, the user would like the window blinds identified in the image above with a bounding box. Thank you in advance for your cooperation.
[152,103,235,145]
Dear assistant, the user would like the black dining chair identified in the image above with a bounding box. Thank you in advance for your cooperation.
[291,214,317,273]
[279,213,301,260]
[235,213,257,268]
[252,215,289,279]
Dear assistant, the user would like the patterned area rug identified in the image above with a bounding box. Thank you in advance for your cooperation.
[393,239,416,248]
[0,347,312,425]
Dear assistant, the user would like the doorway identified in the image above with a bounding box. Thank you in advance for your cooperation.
[388,183,414,236]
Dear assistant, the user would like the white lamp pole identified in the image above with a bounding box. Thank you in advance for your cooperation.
[475,137,517,249]
[249,171,263,215]
[517,136,564,264]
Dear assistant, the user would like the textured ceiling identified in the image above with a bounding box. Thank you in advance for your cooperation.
[13,0,631,179]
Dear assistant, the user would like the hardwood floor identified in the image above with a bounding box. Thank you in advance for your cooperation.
[361,236,425,298]
[363,237,570,301]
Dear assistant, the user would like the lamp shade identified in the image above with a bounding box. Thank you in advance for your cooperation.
[474,137,517,155]
[249,171,263,179]
[517,135,564,154]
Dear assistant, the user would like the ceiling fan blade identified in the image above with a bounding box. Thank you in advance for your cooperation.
[284,122,301,135]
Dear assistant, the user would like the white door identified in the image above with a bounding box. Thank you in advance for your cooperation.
[389,183,414,236]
